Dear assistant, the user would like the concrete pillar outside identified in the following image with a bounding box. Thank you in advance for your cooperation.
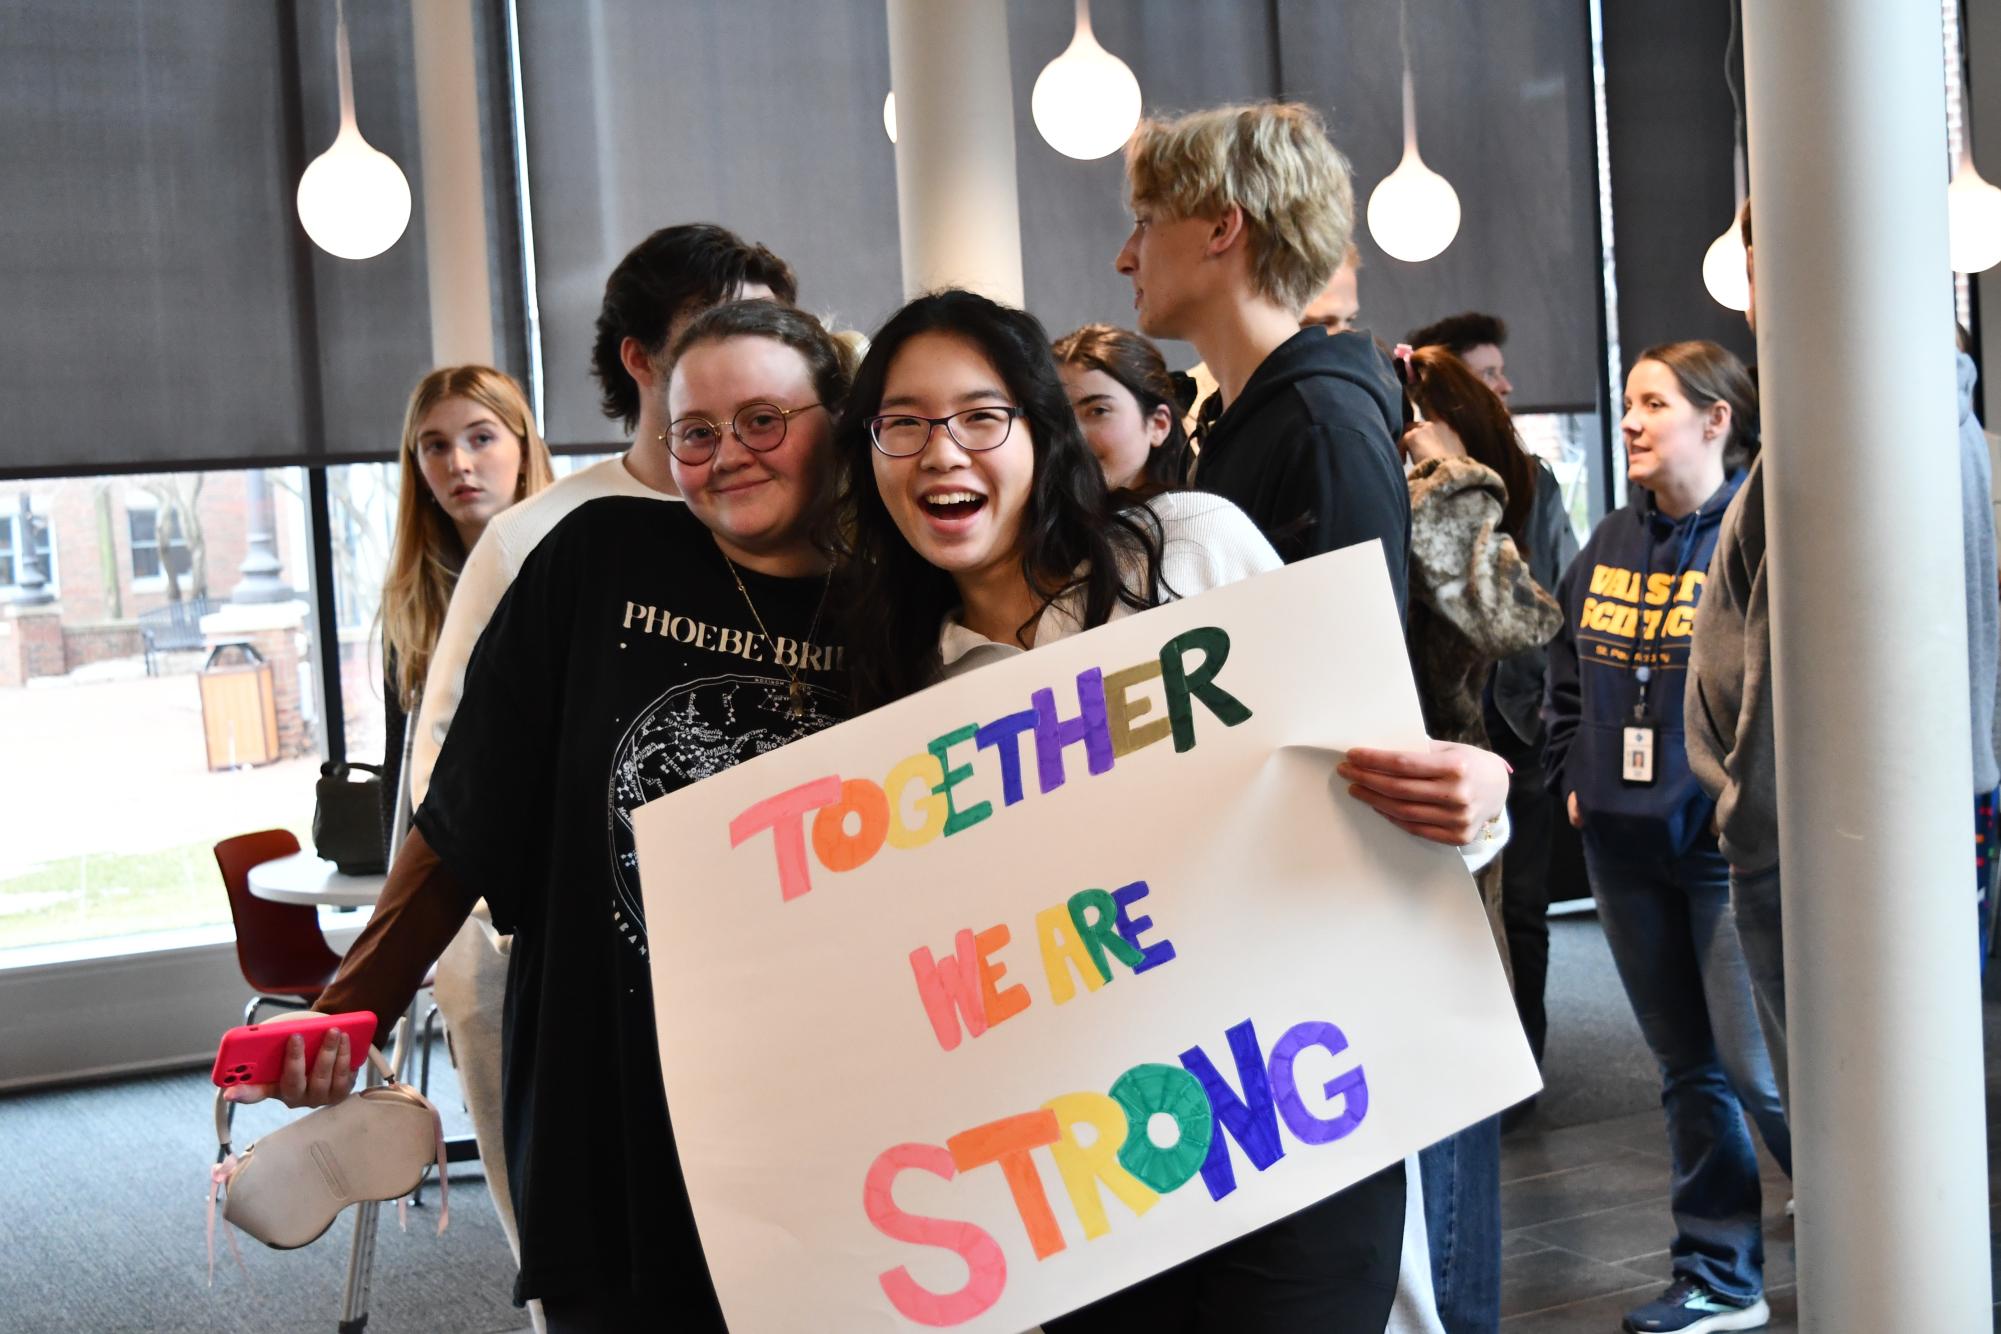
[885,0,1025,305]
[410,0,496,368]
[232,470,292,605]
[10,494,53,608]
[1743,4,1993,1330]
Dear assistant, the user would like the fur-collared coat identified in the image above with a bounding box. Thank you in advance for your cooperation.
[1407,456,1563,747]
[1406,455,1564,982]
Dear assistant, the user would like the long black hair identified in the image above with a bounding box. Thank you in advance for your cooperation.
[836,290,1167,711]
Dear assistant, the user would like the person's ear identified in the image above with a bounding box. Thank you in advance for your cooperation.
[620,335,660,394]
[1704,401,1731,442]
[1207,206,1247,258]
[1146,403,1173,449]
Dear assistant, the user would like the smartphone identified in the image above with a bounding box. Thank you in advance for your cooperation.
[211,1010,378,1088]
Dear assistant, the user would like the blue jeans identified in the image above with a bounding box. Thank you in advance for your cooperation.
[1584,833,1792,1304]
[1418,1115,1501,1334]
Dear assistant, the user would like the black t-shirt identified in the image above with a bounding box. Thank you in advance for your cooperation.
[416,497,850,1308]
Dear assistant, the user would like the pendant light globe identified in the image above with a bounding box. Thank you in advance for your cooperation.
[1367,15,1460,266]
[1367,150,1461,264]
[295,0,412,262]
[297,128,412,261]
[1031,2,1142,161]
[1702,216,1751,311]
[883,91,897,145]
[1948,154,2001,274]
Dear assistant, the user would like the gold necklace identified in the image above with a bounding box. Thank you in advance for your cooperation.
[719,547,832,720]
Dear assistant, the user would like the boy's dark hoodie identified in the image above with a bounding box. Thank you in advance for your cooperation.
[1543,474,1745,857]
[1194,328,1412,619]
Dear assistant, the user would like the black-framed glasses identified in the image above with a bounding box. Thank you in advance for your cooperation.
[665,402,823,465]
[867,406,1022,458]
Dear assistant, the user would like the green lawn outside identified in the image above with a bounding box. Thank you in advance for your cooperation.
[0,834,307,951]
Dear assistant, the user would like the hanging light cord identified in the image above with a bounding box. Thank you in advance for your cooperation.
[1396,0,1418,154]
[1723,1,1746,201]
[1398,0,1412,82]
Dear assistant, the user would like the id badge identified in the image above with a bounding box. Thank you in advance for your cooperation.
[1622,723,1657,786]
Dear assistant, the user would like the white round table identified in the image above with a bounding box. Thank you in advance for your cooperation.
[245,850,387,907]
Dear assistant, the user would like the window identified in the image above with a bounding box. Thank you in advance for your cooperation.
[0,502,55,591]
[328,460,400,767]
[0,467,316,955]
[127,498,193,586]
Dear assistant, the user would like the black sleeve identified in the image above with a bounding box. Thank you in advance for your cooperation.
[412,529,575,937]
[379,650,408,859]
[1269,421,1412,621]
[1541,555,1585,797]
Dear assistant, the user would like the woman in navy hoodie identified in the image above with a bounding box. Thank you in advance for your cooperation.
[1543,342,1790,1334]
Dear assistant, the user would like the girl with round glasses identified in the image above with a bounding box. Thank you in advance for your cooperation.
[238,300,856,1332]
[835,289,1510,1332]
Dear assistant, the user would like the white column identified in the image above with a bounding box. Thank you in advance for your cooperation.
[885,0,1025,305]
[1744,5,1993,1331]
[410,0,495,367]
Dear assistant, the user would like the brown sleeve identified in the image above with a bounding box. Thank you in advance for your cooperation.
[313,827,479,1041]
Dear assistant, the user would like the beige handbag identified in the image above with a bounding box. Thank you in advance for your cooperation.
[207,1045,448,1278]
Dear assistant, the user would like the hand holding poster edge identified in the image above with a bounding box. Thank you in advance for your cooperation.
[634,543,1541,1332]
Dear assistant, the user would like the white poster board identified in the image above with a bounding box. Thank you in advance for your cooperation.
[634,544,1539,1332]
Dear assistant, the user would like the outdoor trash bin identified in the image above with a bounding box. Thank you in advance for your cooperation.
[198,641,279,770]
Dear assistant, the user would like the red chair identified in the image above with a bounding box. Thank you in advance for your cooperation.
[213,829,344,1028]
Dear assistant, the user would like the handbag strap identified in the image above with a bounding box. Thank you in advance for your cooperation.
[212,1043,398,1154]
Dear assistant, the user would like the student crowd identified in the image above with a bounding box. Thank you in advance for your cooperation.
[220,100,1997,1334]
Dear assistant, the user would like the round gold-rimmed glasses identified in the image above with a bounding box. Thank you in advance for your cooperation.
[665,401,824,465]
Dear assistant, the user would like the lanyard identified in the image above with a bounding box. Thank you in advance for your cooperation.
[1631,509,1703,719]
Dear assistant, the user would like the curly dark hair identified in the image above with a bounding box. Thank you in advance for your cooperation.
[589,224,798,430]
[1405,311,1507,358]
[835,291,1168,711]
[1050,323,1194,500]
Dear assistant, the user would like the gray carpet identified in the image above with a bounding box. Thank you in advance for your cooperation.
[0,1044,526,1334]
[1526,916,1665,1130]
[0,919,1984,1331]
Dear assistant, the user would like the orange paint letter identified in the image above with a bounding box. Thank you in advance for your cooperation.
[947,1110,1067,1260]
[976,924,1030,1028]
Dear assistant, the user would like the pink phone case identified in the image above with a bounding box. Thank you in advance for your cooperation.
[211,1011,378,1088]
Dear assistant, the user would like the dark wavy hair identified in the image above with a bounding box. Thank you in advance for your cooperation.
[1050,323,1194,500]
[1635,340,1761,472]
[836,291,1167,711]
[1406,311,1507,357]
[1405,346,1538,557]
[590,224,798,430]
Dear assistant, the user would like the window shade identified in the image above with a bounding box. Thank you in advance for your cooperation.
[0,1,434,479]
